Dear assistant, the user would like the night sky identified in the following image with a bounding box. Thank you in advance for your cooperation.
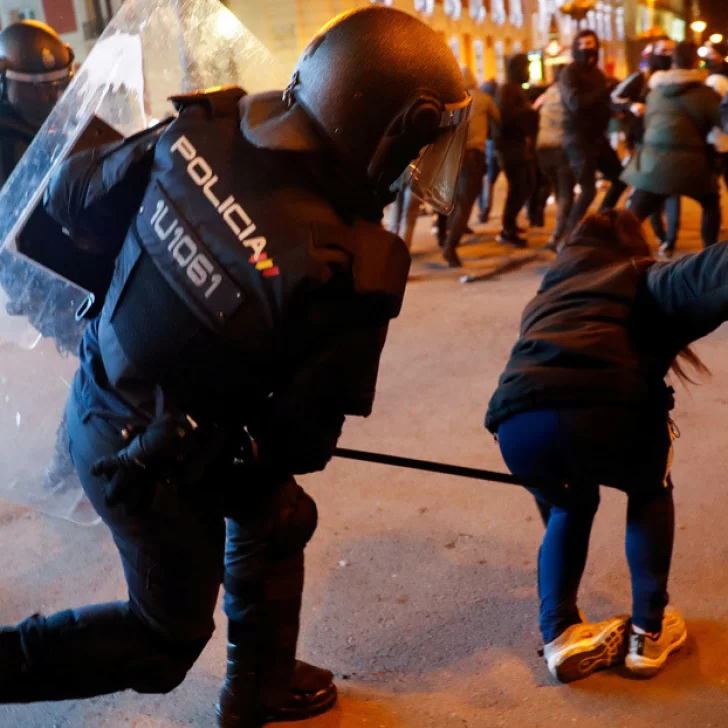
[702,0,728,37]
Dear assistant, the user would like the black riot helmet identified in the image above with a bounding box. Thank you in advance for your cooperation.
[241,7,471,213]
[0,21,75,128]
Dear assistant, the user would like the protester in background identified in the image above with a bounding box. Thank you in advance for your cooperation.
[705,64,728,192]
[535,66,574,252]
[478,79,500,224]
[560,30,627,238]
[494,54,538,248]
[525,83,552,230]
[485,209,728,683]
[703,39,728,78]
[625,42,722,251]
[440,65,500,267]
[612,37,681,258]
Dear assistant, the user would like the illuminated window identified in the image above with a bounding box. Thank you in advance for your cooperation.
[469,0,487,23]
[414,0,436,14]
[444,0,463,19]
[604,4,613,41]
[510,0,523,28]
[473,38,486,81]
[495,39,506,81]
[491,0,507,25]
[615,6,624,41]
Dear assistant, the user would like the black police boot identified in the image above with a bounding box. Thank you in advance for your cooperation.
[218,551,337,727]
[0,627,26,693]
[217,645,337,727]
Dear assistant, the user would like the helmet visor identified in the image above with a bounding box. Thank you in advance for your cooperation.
[392,95,471,215]
[6,67,74,127]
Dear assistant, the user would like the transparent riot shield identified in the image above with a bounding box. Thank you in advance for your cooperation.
[0,0,287,524]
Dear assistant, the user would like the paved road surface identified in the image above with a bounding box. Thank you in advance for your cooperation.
[3,191,728,727]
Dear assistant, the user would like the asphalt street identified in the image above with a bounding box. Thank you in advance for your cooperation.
[3,188,728,727]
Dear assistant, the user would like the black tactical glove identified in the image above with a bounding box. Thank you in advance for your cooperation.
[90,414,198,510]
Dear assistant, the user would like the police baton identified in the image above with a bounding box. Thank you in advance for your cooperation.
[333,447,546,489]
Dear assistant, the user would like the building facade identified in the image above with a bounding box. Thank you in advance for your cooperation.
[0,0,124,62]
[0,0,688,84]
[224,0,537,84]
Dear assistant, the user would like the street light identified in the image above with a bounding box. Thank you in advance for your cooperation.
[710,33,724,44]
[691,20,707,45]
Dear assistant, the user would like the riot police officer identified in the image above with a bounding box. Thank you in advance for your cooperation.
[0,21,77,488]
[0,7,471,727]
[0,19,74,183]
[0,19,77,336]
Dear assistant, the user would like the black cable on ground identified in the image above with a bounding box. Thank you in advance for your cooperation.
[334,447,551,489]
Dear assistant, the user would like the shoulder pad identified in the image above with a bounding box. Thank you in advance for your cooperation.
[169,86,247,118]
[311,220,411,320]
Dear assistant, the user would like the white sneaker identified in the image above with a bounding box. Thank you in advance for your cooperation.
[625,607,687,678]
[544,616,629,683]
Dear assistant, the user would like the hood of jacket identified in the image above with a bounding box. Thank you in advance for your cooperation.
[648,68,708,97]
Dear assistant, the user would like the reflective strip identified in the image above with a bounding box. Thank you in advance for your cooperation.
[6,67,71,83]
[255,259,274,270]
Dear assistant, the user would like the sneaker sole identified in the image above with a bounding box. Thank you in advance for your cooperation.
[625,629,687,678]
[551,619,628,684]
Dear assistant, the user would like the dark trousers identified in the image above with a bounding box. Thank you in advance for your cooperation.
[478,140,501,216]
[649,196,682,249]
[566,139,628,234]
[499,149,537,234]
[527,161,552,227]
[0,372,311,702]
[721,153,728,189]
[536,147,575,244]
[629,188,721,248]
[498,407,675,644]
[443,148,487,255]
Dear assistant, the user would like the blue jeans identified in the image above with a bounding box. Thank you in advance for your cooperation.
[498,407,674,643]
[649,196,681,249]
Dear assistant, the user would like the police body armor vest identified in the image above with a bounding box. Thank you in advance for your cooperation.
[97,87,410,422]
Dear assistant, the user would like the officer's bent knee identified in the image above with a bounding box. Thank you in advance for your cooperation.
[129,634,210,694]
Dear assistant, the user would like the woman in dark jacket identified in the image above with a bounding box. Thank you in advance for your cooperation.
[485,210,723,683]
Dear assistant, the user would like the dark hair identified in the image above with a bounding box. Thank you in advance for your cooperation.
[674,41,698,70]
[565,210,652,258]
[566,211,709,385]
[575,29,599,43]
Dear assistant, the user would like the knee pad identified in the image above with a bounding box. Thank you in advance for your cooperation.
[268,482,318,560]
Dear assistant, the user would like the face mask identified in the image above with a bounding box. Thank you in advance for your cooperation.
[648,54,672,73]
[574,48,599,66]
